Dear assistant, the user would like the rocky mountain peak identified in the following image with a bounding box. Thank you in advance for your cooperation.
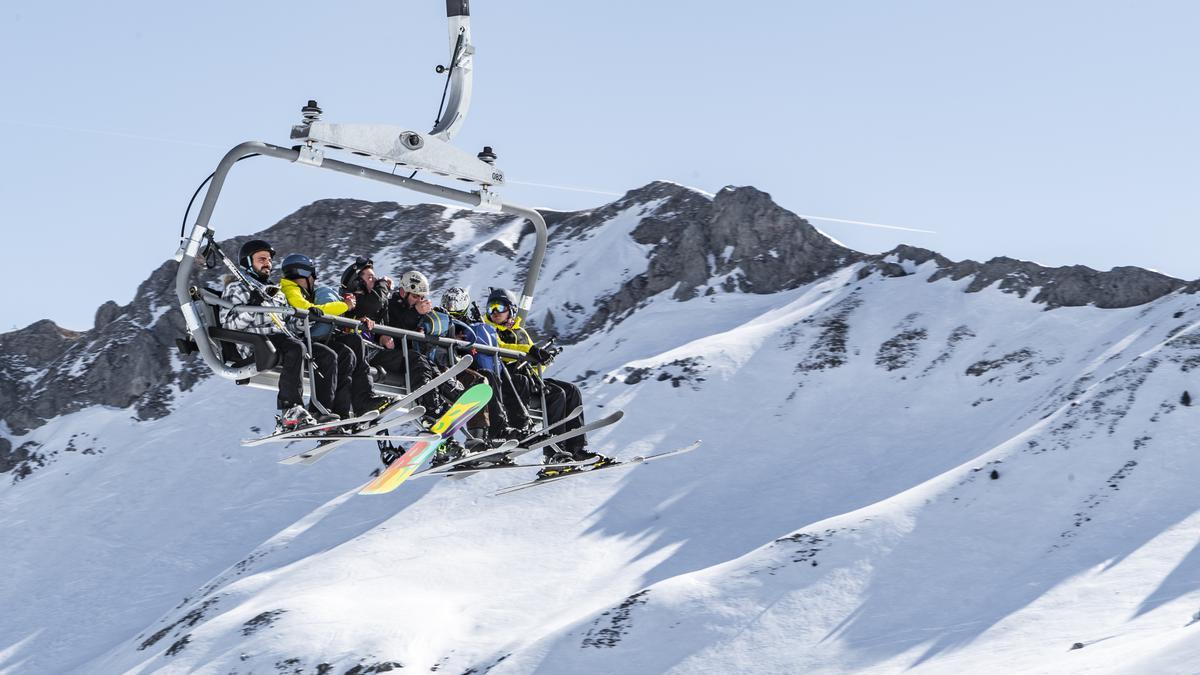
[565,184,861,336]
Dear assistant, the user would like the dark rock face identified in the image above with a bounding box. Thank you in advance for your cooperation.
[0,262,209,435]
[860,244,1186,309]
[0,200,518,445]
[574,183,861,335]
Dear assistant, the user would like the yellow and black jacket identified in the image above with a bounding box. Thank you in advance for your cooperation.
[280,278,349,316]
[485,314,543,374]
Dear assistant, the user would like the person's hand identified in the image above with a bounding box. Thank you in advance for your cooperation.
[416,298,433,315]
[379,335,395,350]
[361,318,375,331]
[380,276,394,290]
[527,344,554,366]
[308,306,324,318]
[342,293,357,310]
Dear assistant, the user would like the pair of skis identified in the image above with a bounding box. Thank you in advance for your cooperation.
[404,406,700,496]
[489,440,702,495]
[240,355,475,465]
[424,407,623,479]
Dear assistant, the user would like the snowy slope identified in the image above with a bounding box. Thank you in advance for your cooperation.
[3,185,1200,674]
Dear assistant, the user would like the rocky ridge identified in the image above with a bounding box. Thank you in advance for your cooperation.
[860,244,1186,309]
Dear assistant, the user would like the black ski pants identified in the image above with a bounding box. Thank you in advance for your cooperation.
[510,371,586,458]
[321,332,375,417]
[270,333,337,412]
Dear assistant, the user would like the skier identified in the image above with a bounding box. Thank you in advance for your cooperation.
[279,253,390,419]
[483,288,610,476]
[220,240,338,432]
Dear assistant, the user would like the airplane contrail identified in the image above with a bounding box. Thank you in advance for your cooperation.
[795,214,937,234]
[8,118,939,235]
[504,179,624,197]
[508,181,938,234]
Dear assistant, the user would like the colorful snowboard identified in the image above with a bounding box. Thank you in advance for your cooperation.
[358,382,493,495]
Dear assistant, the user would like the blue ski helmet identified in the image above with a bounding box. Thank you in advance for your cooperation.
[282,253,317,280]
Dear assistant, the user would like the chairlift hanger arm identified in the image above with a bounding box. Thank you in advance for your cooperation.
[431,0,475,141]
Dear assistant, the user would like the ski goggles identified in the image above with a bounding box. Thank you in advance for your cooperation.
[487,302,511,315]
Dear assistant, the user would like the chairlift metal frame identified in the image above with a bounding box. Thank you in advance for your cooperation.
[174,0,548,393]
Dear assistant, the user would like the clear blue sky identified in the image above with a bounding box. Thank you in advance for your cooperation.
[2,1,1197,332]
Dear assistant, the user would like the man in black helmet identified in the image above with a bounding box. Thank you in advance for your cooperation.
[220,239,337,432]
[342,263,456,420]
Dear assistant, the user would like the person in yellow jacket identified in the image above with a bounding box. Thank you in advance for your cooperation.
[483,288,609,476]
[280,254,389,419]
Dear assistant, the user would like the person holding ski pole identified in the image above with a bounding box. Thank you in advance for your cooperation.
[220,240,338,433]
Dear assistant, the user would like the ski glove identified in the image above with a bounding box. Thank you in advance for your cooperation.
[308,306,325,318]
[527,344,554,366]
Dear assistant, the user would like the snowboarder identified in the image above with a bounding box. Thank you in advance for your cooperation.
[341,262,457,416]
[339,263,457,466]
[279,254,390,419]
[220,240,338,432]
[483,288,610,476]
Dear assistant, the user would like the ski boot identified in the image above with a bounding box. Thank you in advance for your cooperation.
[276,405,331,435]
[537,451,580,480]
[430,439,465,468]
[488,426,524,447]
[360,395,397,416]
[454,438,513,471]
[576,450,615,470]
[307,406,340,426]
[378,442,403,468]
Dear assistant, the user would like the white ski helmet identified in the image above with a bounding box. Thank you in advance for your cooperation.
[441,286,472,314]
[398,270,430,297]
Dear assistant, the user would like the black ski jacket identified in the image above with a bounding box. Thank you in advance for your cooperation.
[346,284,389,324]
[387,294,425,332]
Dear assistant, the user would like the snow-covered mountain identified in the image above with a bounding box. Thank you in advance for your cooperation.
[3,182,1200,674]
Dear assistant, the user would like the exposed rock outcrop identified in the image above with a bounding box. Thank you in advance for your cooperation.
[575,183,861,335]
[860,244,1186,309]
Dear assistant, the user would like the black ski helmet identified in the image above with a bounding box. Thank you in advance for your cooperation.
[239,239,275,269]
[281,253,317,281]
[486,287,518,314]
[339,257,373,294]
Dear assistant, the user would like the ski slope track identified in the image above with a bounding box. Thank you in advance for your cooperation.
[2,182,1200,673]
